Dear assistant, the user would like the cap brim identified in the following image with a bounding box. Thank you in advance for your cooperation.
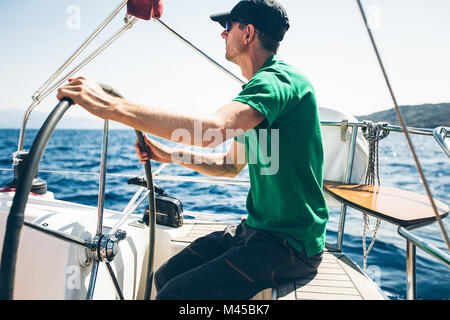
[210,12,233,28]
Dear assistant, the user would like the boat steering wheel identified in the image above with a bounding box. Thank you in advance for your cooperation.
[0,85,157,300]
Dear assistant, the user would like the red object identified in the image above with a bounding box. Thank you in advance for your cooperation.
[127,0,164,20]
[0,187,38,196]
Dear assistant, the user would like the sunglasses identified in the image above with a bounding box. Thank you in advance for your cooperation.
[225,20,236,32]
[225,20,263,35]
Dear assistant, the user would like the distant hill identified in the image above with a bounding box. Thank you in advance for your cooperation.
[357,103,450,128]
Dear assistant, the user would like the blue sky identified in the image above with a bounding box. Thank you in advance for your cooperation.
[1,0,449,127]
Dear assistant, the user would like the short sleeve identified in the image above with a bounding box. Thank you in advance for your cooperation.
[234,132,246,144]
[232,74,283,127]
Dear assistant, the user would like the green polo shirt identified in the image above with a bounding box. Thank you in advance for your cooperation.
[233,55,329,257]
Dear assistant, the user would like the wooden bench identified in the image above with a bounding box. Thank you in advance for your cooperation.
[323,181,449,227]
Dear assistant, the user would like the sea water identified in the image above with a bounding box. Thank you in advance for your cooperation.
[0,129,448,300]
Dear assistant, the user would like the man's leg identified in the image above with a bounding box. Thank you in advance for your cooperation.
[155,224,241,292]
[156,224,322,300]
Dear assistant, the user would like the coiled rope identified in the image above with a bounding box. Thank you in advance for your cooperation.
[361,120,390,271]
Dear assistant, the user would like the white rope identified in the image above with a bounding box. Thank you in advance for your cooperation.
[361,120,390,271]
[0,167,136,179]
[362,214,381,271]
[0,167,250,186]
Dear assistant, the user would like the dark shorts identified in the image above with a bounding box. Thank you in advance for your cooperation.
[155,220,323,300]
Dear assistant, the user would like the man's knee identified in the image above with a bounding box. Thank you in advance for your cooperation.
[155,278,185,300]
[154,264,169,292]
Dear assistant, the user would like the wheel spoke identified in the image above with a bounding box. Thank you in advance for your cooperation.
[110,189,150,236]
[106,262,124,300]
[23,221,95,250]
[86,261,99,300]
[96,120,109,236]
[122,187,145,214]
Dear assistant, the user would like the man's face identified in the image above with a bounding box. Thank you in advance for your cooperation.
[221,22,246,63]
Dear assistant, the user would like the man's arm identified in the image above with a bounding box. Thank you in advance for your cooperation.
[110,99,260,148]
[57,77,264,147]
[136,136,247,178]
[176,139,248,178]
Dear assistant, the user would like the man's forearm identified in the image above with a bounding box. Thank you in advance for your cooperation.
[170,149,240,178]
[109,99,223,147]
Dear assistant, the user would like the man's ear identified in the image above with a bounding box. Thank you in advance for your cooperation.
[245,25,255,44]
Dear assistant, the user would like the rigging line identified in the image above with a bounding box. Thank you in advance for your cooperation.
[0,167,136,179]
[155,19,246,86]
[356,0,450,251]
[32,0,129,100]
[0,167,251,186]
[18,16,139,152]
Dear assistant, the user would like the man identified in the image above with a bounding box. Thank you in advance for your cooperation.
[57,0,329,300]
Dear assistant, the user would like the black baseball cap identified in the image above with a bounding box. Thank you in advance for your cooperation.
[210,0,290,41]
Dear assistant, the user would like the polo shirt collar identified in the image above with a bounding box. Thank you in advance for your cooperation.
[242,55,279,88]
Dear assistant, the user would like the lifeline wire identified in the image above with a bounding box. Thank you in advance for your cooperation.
[356,0,450,250]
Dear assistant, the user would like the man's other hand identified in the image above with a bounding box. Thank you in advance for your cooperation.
[135,135,174,164]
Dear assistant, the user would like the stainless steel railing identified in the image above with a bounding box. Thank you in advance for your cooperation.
[323,121,449,301]
[321,121,450,137]
[398,226,450,300]
[433,127,450,158]
[17,0,132,153]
